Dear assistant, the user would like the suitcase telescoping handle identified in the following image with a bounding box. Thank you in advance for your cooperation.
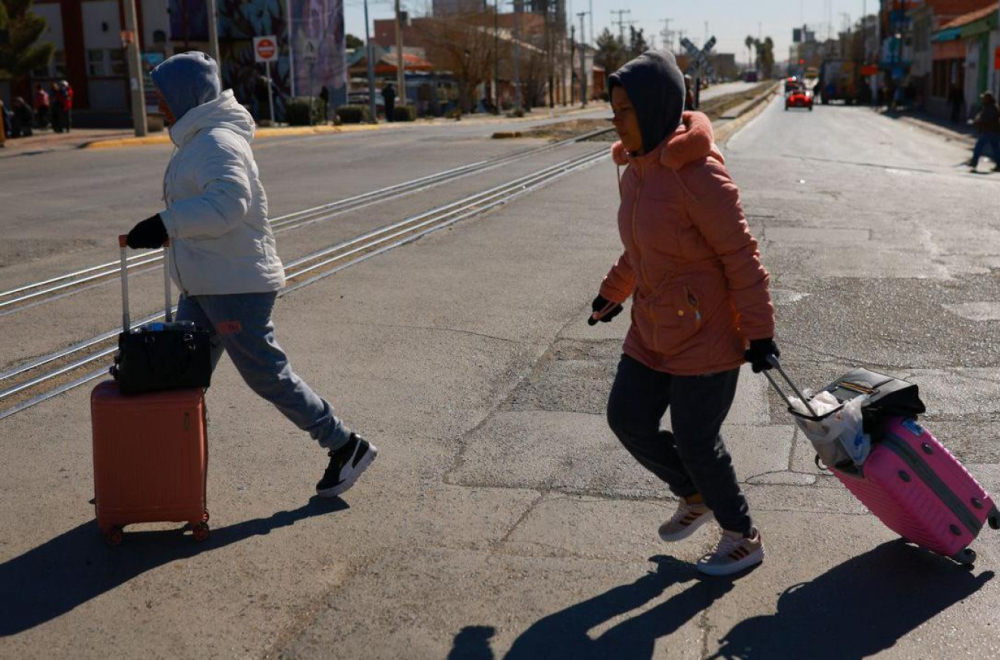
[762,355,820,418]
[117,235,172,334]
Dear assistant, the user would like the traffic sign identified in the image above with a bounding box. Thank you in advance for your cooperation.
[303,39,319,63]
[254,36,279,63]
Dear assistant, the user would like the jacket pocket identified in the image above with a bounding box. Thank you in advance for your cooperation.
[649,284,703,356]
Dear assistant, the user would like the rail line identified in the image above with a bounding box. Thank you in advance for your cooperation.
[0,128,612,317]
[0,147,609,421]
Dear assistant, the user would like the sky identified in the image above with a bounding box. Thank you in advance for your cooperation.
[343,0,877,66]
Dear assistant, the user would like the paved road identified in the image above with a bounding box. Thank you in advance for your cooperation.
[1,96,998,659]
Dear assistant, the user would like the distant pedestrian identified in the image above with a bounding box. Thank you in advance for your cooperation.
[597,50,777,577]
[684,74,695,110]
[970,92,1000,173]
[949,84,964,123]
[50,82,65,133]
[124,52,378,499]
[11,97,34,137]
[318,85,330,121]
[58,80,74,132]
[382,82,396,121]
[0,100,11,140]
[33,84,49,128]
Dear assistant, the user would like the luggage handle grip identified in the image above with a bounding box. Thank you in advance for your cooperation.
[118,235,172,334]
[762,355,820,418]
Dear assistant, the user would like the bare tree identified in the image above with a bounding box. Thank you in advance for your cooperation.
[413,17,497,113]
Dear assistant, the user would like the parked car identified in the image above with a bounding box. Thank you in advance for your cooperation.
[785,88,813,111]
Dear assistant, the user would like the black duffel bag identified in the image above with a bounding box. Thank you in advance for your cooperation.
[111,321,212,395]
[112,235,213,395]
[823,368,926,439]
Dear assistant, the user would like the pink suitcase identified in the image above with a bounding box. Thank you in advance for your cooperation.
[765,359,999,566]
[832,417,998,565]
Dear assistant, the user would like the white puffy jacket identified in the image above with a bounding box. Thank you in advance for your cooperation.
[159,90,286,295]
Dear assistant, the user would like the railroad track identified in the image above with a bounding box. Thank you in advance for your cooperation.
[0,146,610,421]
[0,128,612,318]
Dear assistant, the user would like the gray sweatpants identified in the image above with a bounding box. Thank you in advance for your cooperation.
[177,292,351,451]
[607,354,752,535]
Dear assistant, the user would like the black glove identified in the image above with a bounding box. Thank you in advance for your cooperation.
[588,294,623,326]
[745,338,780,373]
[126,214,167,249]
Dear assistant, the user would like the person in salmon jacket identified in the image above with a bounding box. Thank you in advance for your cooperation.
[590,50,778,576]
[124,52,377,498]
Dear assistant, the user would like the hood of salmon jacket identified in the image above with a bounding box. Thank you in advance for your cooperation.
[165,90,256,148]
[607,50,686,156]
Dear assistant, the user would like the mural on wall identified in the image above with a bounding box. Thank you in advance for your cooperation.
[289,0,347,108]
[166,0,346,120]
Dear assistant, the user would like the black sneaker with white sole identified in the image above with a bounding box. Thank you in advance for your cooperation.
[316,433,377,497]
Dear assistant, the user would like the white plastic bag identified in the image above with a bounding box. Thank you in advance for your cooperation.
[790,392,871,467]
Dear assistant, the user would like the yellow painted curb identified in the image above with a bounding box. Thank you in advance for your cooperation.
[82,121,388,149]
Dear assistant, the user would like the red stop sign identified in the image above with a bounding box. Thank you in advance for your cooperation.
[256,38,276,61]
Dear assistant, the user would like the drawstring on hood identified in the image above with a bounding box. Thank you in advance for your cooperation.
[608,50,686,156]
[151,51,222,123]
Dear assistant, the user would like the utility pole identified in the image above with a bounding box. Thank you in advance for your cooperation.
[577,11,587,107]
[363,0,377,122]
[513,0,522,112]
[494,0,500,113]
[660,18,673,53]
[207,0,220,65]
[286,0,296,97]
[611,9,631,43]
[123,0,147,136]
[394,0,406,106]
[588,0,593,46]
[570,24,575,104]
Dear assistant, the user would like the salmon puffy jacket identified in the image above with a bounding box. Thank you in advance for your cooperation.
[599,111,774,376]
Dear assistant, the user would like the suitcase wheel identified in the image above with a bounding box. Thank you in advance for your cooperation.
[951,548,976,567]
[192,522,210,542]
[989,513,999,530]
[106,526,124,547]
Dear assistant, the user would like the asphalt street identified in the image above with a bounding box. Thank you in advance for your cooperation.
[1,95,998,659]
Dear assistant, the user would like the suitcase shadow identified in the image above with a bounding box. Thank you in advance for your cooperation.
[0,495,348,637]
[708,540,995,659]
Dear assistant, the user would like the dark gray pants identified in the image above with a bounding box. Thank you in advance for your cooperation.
[607,355,752,535]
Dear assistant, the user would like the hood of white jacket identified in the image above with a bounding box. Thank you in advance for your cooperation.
[168,90,256,147]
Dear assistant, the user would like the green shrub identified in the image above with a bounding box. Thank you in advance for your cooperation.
[336,105,370,124]
[285,98,328,126]
[393,105,417,122]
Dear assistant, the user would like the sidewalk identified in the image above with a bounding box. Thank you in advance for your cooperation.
[881,108,977,144]
[0,128,136,158]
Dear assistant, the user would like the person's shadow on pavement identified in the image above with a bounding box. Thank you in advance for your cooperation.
[708,540,994,660]
[449,554,739,660]
[0,496,348,637]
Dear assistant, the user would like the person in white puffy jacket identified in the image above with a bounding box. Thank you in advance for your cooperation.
[125,52,376,498]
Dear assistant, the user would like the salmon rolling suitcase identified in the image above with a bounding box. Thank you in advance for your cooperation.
[91,236,210,545]
[91,382,209,544]
[764,359,999,566]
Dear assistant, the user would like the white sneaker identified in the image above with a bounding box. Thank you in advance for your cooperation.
[697,528,765,576]
[658,500,714,542]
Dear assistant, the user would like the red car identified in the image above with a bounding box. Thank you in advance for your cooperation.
[785,88,813,111]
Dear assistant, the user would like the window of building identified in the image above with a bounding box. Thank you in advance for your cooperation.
[88,49,107,76]
[109,49,126,76]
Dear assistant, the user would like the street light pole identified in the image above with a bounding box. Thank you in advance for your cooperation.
[286,0,297,97]
[207,0,221,65]
[494,0,500,114]
[123,0,148,137]
[577,12,587,107]
[364,0,377,122]
[394,0,406,106]
[513,0,522,112]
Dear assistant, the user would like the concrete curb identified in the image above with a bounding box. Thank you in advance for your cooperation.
[81,122,387,149]
[715,83,781,145]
